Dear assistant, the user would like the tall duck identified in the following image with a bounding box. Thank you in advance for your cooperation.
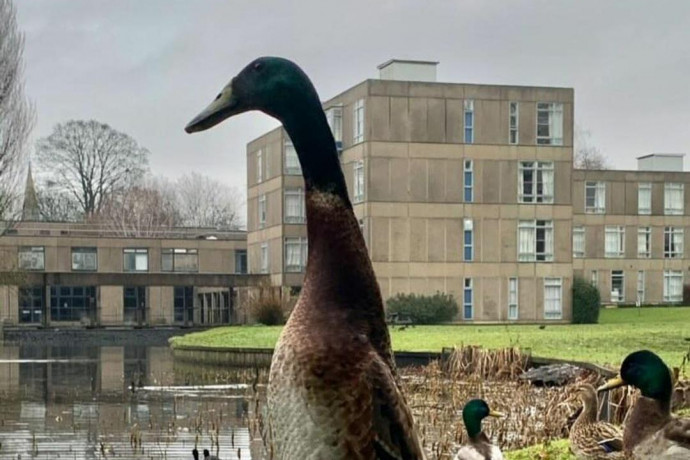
[597,350,690,459]
[186,57,425,459]
[567,384,624,459]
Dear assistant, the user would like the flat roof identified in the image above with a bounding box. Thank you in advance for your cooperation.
[377,59,439,69]
[637,153,685,159]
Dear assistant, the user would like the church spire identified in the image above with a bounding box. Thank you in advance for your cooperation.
[21,163,40,221]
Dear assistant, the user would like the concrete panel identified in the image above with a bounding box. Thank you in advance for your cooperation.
[369,96,391,141]
[409,277,428,295]
[100,285,123,325]
[390,97,410,142]
[482,161,500,203]
[482,277,501,320]
[446,99,463,144]
[482,219,500,262]
[390,158,409,202]
[572,180,584,214]
[446,160,463,202]
[390,218,409,263]
[410,218,427,262]
[625,181,638,215]
[428,220,445,262]
[446,219,462,262]
[409,159,427,201]
[652,182,664,215]
[610,181,626,215]
[369,158,390,201]
[555,162,572,205]
[427,98,446,143]
[652,226,664,259]
[554,220,572,263]
[500,160,518,204]
[475,100,501,145]
[409,98,428,142]
[428,160,447,202]
[501,220,517,262]
[371,217,390,262]
[390,277,410,296]
[519,102,536,146]
[519,277,537,320]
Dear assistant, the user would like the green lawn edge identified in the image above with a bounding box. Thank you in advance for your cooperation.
[170,307,690,367]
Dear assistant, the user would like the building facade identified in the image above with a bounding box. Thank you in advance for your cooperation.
[0,222,263,327]
[247,60,577,322]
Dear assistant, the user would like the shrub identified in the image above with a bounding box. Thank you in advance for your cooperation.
[386,292,458,324]
[572,276,601,324]
[249,296,286,325]
[683,284,690,305]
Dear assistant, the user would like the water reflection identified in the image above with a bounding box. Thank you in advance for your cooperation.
[0,344,264,459]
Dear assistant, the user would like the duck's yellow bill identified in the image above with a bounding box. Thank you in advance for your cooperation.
[597,375,625,392]
[488,410,505,418]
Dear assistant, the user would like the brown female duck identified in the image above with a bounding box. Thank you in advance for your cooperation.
[186,57,425,460]
[567,384,624,459]
[598,350,690,459]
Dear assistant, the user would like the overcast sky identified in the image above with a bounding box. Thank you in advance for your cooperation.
[15,0,690,196]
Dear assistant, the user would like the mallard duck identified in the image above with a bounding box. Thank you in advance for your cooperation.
[597,350,690,459]
[567,384,624,459]
[192,448,199,460]
[186,57,425,459]
[454,399,504,460]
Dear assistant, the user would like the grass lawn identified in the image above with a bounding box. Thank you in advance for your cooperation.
[170,307,690,367]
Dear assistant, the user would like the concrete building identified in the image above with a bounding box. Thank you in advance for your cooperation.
[247,59,577,322]
[0,221,263,327]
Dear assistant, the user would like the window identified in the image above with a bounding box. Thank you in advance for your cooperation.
[605,226,625,258]
[284,138,301,175]
[543,278,562,319]
[50,285,96,322]
[260,243,269,273]
[517,220,553,262]
[19,286,44,324]
[71,247,97,271]
[123,286,146,324]
[123,248,148,272]
[664,183,684,215]
[509,102,519,144]
[611,270,624,303]
[161,249,198,272]
[235,249,247,274]
[463,278,473,319]
[638,183,651,215]
[585,181,606,213]
[284,188,306,224]
[258,194,267,228]
[463,218,473,261]
[519,161,554,203]
[256,149,263,183]
[664,226,683,258]
[284,237,308,272]
[638,227,651,258]
[353,98,365,144]
[664,270,683,303]
[326,106,343,152]
[18,246,45,271]
[464,100,474,143]
[636,271,645,305]
[353,160,365,203]
[573,226,585,258]
[508,277,518,320]
[464,160,473,202]
[591,270,598,286]
[174,286,194,324]
[536,102,563,145]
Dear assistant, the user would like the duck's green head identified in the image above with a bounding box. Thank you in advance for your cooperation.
[462,399,504,439]
[597,350,673,401]
[185,56,317,133]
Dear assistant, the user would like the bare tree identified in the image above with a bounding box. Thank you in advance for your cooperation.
[0,0,34,229]
[174,172,243,229]
[574,125,608,170]
[35,120,149,218]
[36,180,83,222]
[96,177,180,237]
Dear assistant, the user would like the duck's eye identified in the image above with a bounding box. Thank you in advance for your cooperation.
[214,93,222,101]
[253,61,263,71]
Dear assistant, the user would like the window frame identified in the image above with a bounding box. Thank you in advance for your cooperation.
[464,159,473,202]
[543,277,563,320]
[572,226,585,258]
[464,99,474,144]
[284,237,308,273]
[663,270,683,303]
[636,270,645,305]
[71,247,98,272]
[536,102,564,146]
[518,161,554,203]
[353,160,365,203]
[284,188,306,224]
[18,246,45,271]
[283,138,301,175]
[585,181,606,214]
[123,248,149,272]
[161,248,198,273]
[258,194,267,228]
[517,219,554,262]
[664,226,684,258]
[509,101,519,145]
[664,182,684,215]
[611,270,625,303]
[353,98,365,144]
[256,149,263,183]
[638,182,652,215]
[234,249,247,274]
[463,278,473,320]
[508,277,518,320]
[604,225,625,258]
[637,226,651,258]
[260,242,269,274]
[463,218,473,262]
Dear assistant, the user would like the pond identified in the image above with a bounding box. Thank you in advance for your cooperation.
[0,338,265,460]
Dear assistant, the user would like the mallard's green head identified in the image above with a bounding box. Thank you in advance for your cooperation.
[186,57,317,133]
[462,399,504,439]
[597,350,673,402]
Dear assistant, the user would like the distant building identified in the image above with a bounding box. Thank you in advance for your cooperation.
[246,59,690,322]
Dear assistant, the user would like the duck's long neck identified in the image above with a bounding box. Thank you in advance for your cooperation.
[623,395,671,451]
[281,100,392,367]
[575,395,598,425]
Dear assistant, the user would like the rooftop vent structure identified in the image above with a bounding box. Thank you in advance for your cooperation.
[377,59,439,82]
[637,153,685,172]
